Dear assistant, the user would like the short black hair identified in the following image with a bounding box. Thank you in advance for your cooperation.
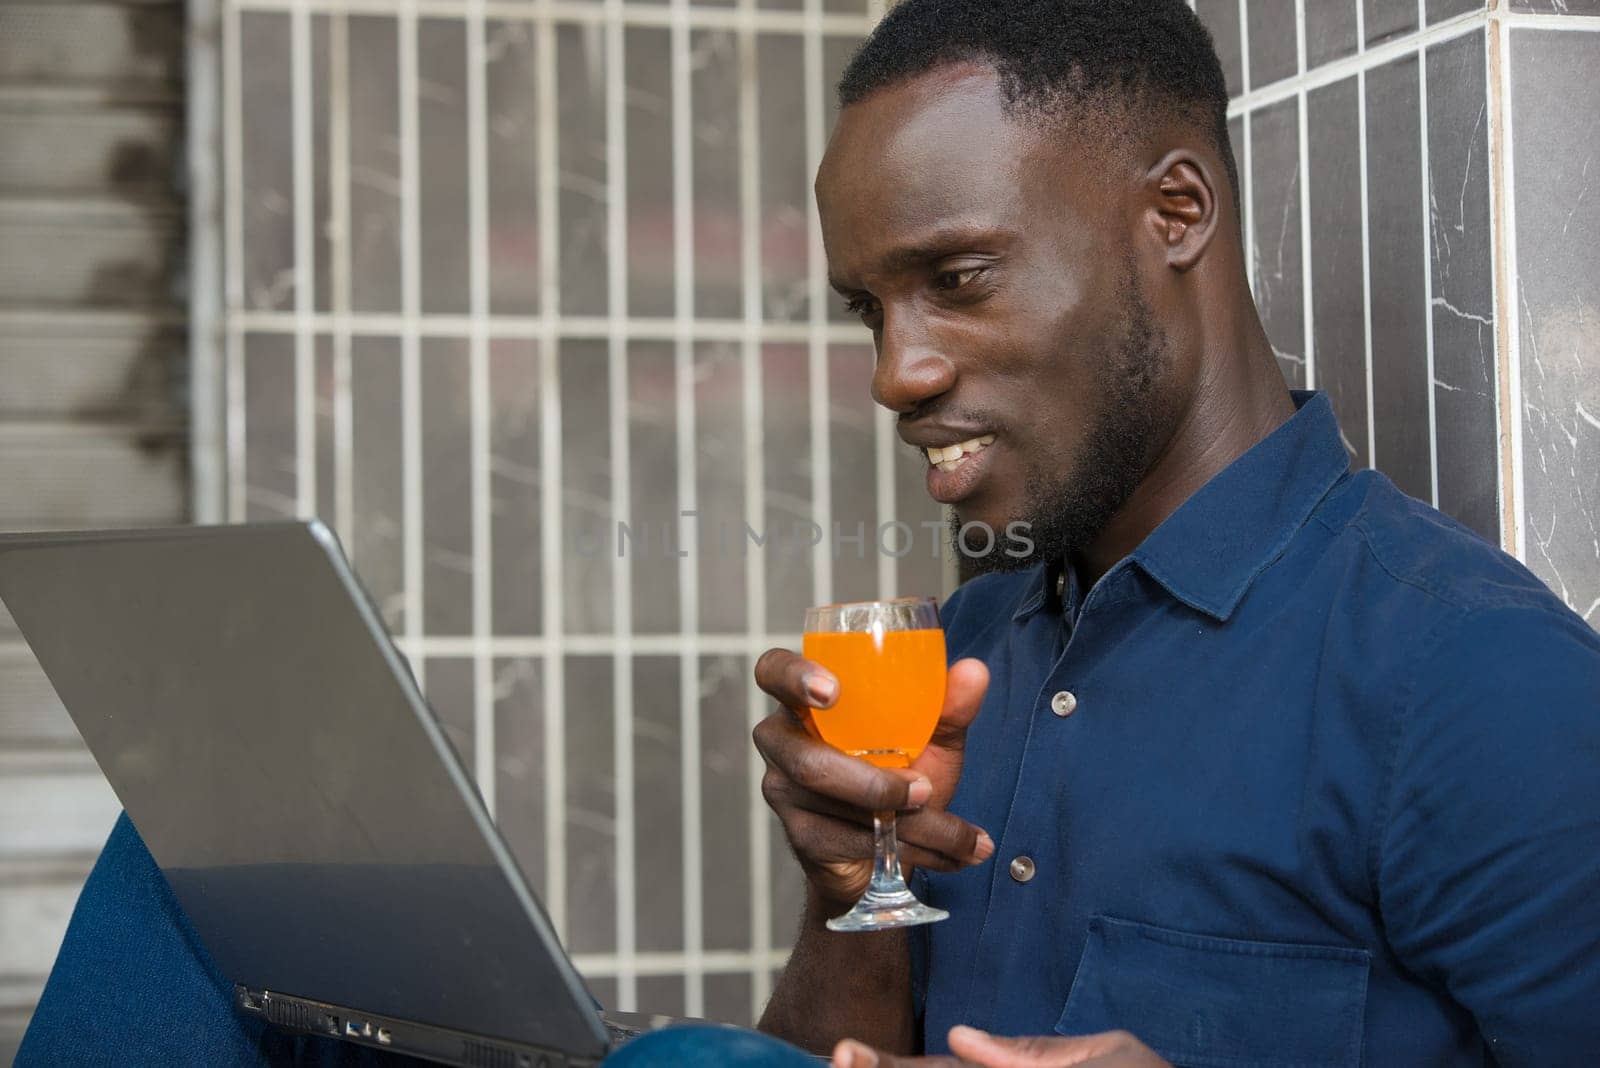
[837,0,1239,216]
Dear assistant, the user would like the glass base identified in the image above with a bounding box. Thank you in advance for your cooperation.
[825,889,949,932]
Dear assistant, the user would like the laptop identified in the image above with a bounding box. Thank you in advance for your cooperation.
[0,521,687,1067]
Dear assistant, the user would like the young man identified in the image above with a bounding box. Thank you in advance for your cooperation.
[752,2,1600,1066]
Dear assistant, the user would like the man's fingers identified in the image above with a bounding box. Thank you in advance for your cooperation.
[832,1038,964,1068]
[754,647,838,709]
[946,1027,1159,1068]
[754,714,923,813]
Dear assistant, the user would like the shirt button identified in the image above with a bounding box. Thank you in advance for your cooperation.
[1050,690,1077,717]
[1009,856,1036,883]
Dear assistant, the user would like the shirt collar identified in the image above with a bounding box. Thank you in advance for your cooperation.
[1012,391,1351,624]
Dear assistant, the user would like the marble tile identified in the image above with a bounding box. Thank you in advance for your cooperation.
[560,340,614,635]
[558,23,611,316]
[694,342,748,634]
[1364,0,1418,46]
[896,428,946,598]
[633,655,684,953]
[760,33,812,324]
[1247,0,1299,88]
[310,16,332,314]
[627,342,682,635]
[421,338,474,636]
[1196,0,1244,96]
[1425,30,1499,542]
[703,971,754,1028]
[769,804,804,950]
[635,975,686,1018]
[315,335,337,523]
[825,36,864,327]
[1366,55,1433,504]
[424,656,475,778]
[347,16,403,314]
[762,344,814,632]
[489,339,542,636]
[691,29,743,320]
[486,20,541,316]
[239,13,296,312]
[1307,77,1370,469]
[699,654,753,953]
[243,333,297,520]
[492,656,545,897]
[1510,0,1600,11]
[1306,0,1359,69]
[565,654,617,955]
[1250,98,1307,391]
[418,19,471,315]
[626,27,675,319]
[351,336,407,633]
[1510,28,1600,624]
[829,344,880,603]
[1427,0,1486,21]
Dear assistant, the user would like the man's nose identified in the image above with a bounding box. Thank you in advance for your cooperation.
[870,314,957,414]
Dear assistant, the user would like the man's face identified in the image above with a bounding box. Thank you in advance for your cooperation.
[815,65,1181,571]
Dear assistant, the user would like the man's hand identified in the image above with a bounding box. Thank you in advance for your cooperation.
[831,1027,1173,1068]
[752,650,992,906]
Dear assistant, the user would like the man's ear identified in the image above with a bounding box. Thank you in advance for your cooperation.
[1143,149,1223,272]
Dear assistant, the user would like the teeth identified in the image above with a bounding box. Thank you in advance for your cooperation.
[926,435,994,466]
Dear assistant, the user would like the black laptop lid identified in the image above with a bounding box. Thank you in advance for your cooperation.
[0,522,609,1058]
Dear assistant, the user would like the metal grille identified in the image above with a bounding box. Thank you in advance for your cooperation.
[209,0,967,1024]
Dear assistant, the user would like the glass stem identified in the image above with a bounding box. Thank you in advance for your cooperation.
[868,810,912,899]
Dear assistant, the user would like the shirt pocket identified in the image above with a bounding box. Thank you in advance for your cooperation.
[1054,916,1370,1068]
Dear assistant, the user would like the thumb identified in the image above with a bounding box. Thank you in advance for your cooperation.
[911,658,987,795]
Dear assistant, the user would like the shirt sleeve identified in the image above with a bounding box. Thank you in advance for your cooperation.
[1377,600,1600,1067]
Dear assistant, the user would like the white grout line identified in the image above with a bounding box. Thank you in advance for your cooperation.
[232,0,878,33]
[223,1,245,521]
[399,0,425,693]
[1227,11,1485,117]
[396,634,806,658]
[806,0,833,611]
[229,309,879,343]
[1418,29,1439,509]
[1243,108,1256,299]
[1497,16,1525,562]
[1237,0,1251,95]
[468,0,496,813]
[670,0,705,1020]
[330,8,355,549]
[292,0,316,519]
[1501,11,1600,32]
[187,0,226,523]
[1296,0,1314,391]
[535,2,568,945]
[1356,1,1376,470]
[604,0,637,1011]
[571,947,795,978]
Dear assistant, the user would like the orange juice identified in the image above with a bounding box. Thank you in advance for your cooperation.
[800,627,946,768]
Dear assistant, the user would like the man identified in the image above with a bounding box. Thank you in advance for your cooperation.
[751,2,1600,1066]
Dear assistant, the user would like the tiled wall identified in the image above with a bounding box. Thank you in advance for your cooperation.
[211,0,955,1026]
[1194,0,1599,630]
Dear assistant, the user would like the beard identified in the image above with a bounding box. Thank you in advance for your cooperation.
[957,259,1171,576]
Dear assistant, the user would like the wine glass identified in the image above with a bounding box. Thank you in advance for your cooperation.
[801,596,949,931]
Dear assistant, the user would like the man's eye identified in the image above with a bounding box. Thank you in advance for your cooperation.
[844,296,880,319]
[934,267,983,291]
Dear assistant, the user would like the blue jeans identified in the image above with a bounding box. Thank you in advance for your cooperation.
[19,815,815,1067]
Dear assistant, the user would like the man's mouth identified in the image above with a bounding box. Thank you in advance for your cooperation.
[924,434,996,473]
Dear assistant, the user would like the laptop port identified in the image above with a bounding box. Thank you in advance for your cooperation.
[377,1028,393,1045]
[345,1020,373,1038]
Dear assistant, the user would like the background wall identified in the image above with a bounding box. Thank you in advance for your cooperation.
[0,0,188,1054]
[2,0,1598,1057]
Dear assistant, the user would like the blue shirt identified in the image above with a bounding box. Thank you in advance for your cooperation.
[913,391,1600,1067]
